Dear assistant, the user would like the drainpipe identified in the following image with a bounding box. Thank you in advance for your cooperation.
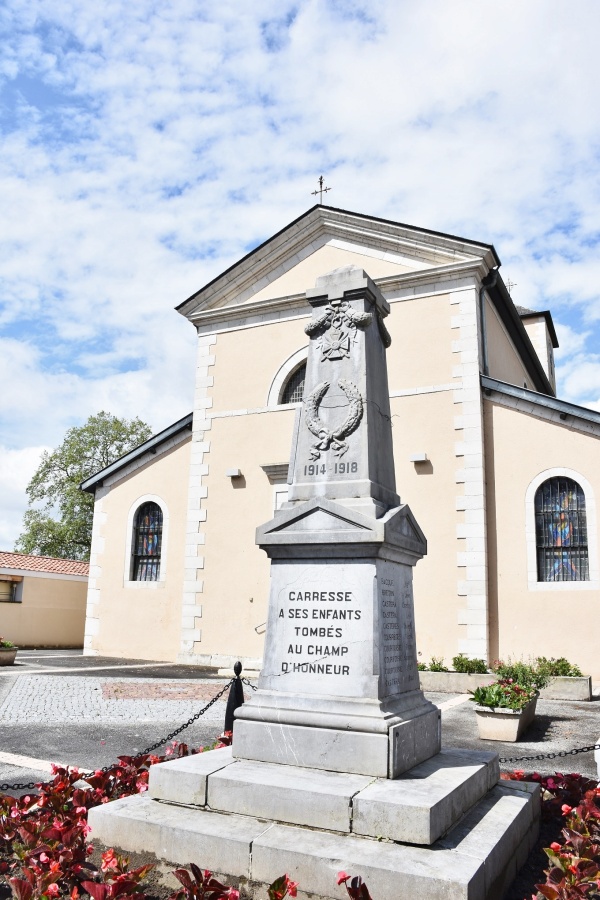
[479,268,498,376]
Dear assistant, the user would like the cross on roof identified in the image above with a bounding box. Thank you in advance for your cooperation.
[311,175,331,205]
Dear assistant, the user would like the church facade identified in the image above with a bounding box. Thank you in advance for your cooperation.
[81,206,600,677]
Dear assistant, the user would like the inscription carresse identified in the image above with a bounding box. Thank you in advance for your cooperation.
[279,589,358,676]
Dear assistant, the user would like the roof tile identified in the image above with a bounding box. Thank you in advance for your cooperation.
[0,552,89,576]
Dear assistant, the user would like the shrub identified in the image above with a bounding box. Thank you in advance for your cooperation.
[427,656,449,672]
[536,656,584,678]
[417,662,427,671]
[491,658,550,691]
[0,637,15,649]
[503,770,600,899]
[451,654,488,674]
[470,679,537,710]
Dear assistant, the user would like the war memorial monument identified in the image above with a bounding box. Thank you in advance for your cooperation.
[89,266,540,899]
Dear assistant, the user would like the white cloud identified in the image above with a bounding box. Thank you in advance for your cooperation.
[1,0,600,544]
[0,445,50,549]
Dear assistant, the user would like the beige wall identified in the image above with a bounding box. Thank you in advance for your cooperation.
[249,242,416,305]
[198,288,463,665]
[0,575,86,647]
[87,437,191,662]
[484,400,600,677]
[391,391,463,665]
[485,298,532,389]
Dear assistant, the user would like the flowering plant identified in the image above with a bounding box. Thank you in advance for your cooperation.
[503,770,600,899]
[469,678,538,710]
[0,637,15,649]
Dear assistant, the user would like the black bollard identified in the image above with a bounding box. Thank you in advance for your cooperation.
[224,661,245,733]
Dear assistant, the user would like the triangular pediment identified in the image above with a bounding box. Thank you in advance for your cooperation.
[178,206,499,322]
[257,497,375,543]
[382,504,427,554]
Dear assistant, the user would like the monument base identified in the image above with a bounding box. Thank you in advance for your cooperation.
[88,746,540,900]
[232,703,440,777]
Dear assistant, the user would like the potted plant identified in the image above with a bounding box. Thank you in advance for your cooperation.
[0,636,17,666]
[469,679,541,742]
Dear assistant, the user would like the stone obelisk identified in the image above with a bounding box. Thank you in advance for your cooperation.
[233,266,441,777]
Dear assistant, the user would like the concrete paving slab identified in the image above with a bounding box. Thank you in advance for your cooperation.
[149,747,233,805]
[352,747,498,844]
[437,782,539,899]
[252,781,536,900]
[251,823,484,900]
[88,794,274,878]
[207,758,374,831]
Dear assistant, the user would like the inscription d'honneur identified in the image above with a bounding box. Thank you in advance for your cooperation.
[279,589,357,677]
[233,266,440,780]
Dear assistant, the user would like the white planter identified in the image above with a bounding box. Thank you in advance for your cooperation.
[419,671,592,701]
[0,647,17,666]
[474,694,538,742]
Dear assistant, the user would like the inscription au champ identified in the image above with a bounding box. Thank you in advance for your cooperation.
[280,590,356,675]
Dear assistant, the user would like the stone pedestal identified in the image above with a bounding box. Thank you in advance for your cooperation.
[88,747,540,900]
[232,499,440,777]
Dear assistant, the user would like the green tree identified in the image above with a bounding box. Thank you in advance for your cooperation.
[15,412,153,561]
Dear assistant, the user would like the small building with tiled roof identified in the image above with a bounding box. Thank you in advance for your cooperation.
[0,551,88,648]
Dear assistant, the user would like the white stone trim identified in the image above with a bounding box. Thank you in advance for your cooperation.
[267,346,308,407]
[83,484,109,655]
[178,332,216,660]
[123,494,170,586]
[451,285,489,661]
[525,468,599,590]
[209,382,458,424]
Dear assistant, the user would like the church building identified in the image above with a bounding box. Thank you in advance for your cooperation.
[81,205,600,677]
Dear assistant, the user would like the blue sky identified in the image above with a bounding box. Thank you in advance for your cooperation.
[1,0,600,546]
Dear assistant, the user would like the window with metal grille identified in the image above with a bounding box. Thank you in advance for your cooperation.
[132,502,163,581]
[281,363,306,404]
[535,477,588,582]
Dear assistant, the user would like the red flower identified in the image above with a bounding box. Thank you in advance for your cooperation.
[561,804,573,815]
[337,872,349,885]
[550,842,561,852]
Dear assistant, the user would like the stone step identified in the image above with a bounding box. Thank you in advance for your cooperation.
[149,747,499,845]
[88,780,540,900]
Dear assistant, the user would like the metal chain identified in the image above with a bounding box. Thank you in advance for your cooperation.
[6,671,594,788]
[0,678,235,794]
[500,742,600,764]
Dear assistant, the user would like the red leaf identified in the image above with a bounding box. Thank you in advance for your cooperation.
[81,881,109,900]
[8,878,33,900]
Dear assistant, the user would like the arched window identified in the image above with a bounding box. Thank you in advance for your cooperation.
[535,477,588,582]
[280,363,306,405]
[132,502,163,581]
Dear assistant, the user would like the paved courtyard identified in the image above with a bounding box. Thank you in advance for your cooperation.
[0,650,598,790]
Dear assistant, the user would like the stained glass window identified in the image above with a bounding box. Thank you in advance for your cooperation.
[132,502,163,582]
[281,363,306,404]
[535,478,588,582]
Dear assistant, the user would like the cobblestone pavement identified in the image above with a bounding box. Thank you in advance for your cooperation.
[0,676,230,724]
[0,653,598,789]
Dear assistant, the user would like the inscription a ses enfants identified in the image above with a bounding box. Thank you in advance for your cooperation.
[279,590,357,676]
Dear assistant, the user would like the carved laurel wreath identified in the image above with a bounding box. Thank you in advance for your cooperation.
[305,379,363,460]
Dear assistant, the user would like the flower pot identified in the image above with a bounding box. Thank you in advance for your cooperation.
[474,693,538,742]
[0,647,17,666]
